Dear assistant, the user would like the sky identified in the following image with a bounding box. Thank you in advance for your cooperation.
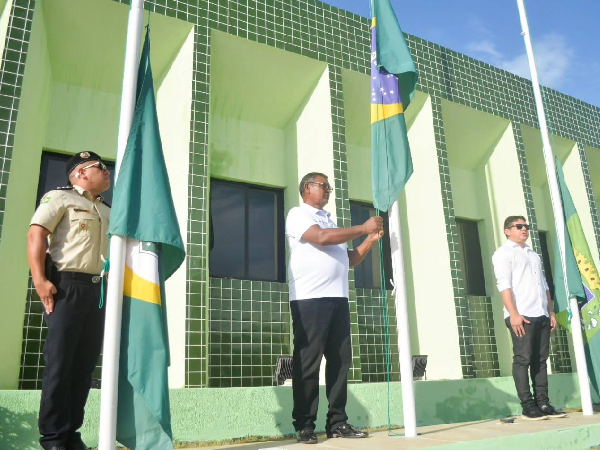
[322,0,600,108]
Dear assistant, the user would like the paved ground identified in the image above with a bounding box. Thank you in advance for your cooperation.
[175,412,600,449]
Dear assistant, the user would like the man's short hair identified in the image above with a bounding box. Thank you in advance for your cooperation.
[299,172,328,197]
[503,215,527,237]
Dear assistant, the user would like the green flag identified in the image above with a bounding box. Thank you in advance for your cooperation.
[109,27,185,450]
[370,0,418,212]
[554,157,600,396]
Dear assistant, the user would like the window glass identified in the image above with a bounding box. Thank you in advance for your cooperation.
[350,201,392,289]
[210,182,246,279]
[210,179,285,282]
[456,218,486,296]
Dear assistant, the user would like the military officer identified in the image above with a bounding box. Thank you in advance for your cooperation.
[27,151,111,450]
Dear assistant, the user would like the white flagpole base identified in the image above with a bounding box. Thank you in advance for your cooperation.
[98,237,128,450]
[388,200,417,437]
[569,297,594,416]
[97,1,144,449]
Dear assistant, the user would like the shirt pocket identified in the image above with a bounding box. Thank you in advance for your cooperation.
[70,210,100,236]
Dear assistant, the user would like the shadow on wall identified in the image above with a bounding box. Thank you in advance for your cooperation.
[0,406,40,450]
[415,374,578,425]
[271,384,371,435]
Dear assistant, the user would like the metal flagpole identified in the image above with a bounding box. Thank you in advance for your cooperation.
[388,200,417,436]
[98,1,144,448]
[516,0,593,416]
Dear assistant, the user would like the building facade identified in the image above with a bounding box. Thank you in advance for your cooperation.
[0,0,599,395]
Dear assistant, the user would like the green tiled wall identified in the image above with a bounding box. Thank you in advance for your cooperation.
[355,288,400,383]
[0,0,35,245]
[208,278,290,387]
[12,0,600,387]
[466,296,500,378]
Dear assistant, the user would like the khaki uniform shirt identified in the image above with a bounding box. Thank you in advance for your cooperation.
[31,185,111,274]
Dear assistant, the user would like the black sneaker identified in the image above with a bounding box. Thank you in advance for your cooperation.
[296,428,318,444]
[521,404,549,421]
[327,423,369,438]
[538,403,567,418]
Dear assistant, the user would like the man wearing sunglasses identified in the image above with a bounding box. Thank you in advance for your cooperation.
[286,172,384,443]
[492,215,566,421]
[27,151,111,450]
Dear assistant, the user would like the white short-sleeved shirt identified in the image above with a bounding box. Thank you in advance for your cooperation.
[286,203,349,300]
[492,240,549,318]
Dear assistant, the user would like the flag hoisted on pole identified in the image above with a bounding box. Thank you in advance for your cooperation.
[553,157,600,399]
[515,0,593,415]
[98,1,144,449]
[109,27,185,450]
[371,0,419,437]
[371,0,417,213]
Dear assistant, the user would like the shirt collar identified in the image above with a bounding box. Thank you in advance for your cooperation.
[504,239,531,251]
[72,184,104,203]
[301,201,330,217]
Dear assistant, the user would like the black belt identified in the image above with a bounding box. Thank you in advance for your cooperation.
[53,270,103,284]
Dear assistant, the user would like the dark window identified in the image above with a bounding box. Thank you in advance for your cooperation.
[349,201,393,289]
[456,219,487,296]
[209,179,285,282]
[36,151,116,207]
[538,231,555,300]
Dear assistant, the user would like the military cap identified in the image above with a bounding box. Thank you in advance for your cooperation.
[65,151,104,180]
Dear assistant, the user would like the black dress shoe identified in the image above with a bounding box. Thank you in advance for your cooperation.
[538,403,567,418]
[521,404,548,421]
[296,428,318,444]
[327,423,369,438]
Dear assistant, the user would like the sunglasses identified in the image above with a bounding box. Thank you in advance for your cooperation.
[81,161,108,171]
[509,223,530,231]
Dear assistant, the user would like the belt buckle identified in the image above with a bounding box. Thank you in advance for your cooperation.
[92,275,102,284]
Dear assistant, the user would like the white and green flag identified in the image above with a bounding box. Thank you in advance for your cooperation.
[108,26,185,450]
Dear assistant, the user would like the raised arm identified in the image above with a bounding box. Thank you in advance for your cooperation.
[301,216,383,246]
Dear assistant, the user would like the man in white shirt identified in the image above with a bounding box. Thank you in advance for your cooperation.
[286,172,383,444]
[492,215,566,421]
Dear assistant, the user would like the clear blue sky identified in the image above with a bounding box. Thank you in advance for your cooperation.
[323,0,600,108]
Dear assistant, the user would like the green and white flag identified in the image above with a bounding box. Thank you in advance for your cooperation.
[109,27,185,450]
[554,156,600,397]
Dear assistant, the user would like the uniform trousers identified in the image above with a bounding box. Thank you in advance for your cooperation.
[505,315,550,407]
[290,297,352,432]
[39,271,105,450]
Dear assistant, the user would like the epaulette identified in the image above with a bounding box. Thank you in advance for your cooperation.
[56,185,74,190]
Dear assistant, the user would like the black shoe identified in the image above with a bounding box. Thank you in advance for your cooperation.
[49,446,67,450]
[521,404,549,421]
[327,423,369,438]
[538,403,567,418]
[296,428,318,444]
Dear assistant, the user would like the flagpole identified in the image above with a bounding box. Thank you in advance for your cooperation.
[388,200,417,436]
[98,1,144,449]
[516,0,593,416]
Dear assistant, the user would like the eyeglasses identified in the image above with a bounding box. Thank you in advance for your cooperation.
[308,181,333,192]
[509,223,530,231]
[82,161,108,171]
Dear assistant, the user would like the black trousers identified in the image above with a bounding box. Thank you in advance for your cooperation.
[290,297,352,432]
[505,315,550,407]
[39,272,105,450]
